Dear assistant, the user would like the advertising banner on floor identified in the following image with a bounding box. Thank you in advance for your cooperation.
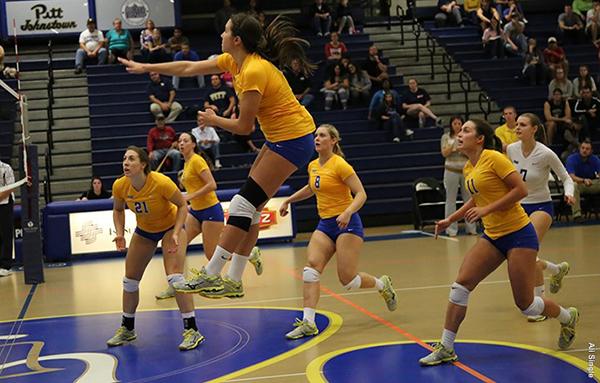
[68,197,294,255]
[3,0,90,36]
[95,0,177,31]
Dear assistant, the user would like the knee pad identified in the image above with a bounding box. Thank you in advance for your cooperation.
[239,177,269,208]
[521,296,545,316]
[251,210,261,226]
[303,267,320,283]
[123,277,140,293]
[167,273,184,288]
[343,274,362,291]
[449,282,470,307]
[227,194,255,232]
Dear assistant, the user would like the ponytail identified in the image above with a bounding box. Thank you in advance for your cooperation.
[319,124,345,158]
[230,13,316,76]
[469,119,498,151]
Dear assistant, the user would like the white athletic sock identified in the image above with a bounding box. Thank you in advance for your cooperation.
[123,312,135,318]
[227,254,249,282]
[181,311,195,319]
[441,329,456,350]
[534,285,545,297]
[303,307,316,324]
[375,278,384,291]
[546,261,560,276]
[205,246,232,275]
[557,307,571,324]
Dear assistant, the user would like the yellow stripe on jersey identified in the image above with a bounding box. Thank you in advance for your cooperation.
[463,150,530,239]
[112,172,178,233]
[181,153,220,210]
[216,53,315,143]
[308,155,355,219]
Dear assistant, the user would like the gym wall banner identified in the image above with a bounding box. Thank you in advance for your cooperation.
[68,196,294,255]
[95,0,177,31]
[3,0,90,36]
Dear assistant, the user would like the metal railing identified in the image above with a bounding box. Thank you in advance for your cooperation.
[46,39,55,153]
[43,147,52,204]
[478,92,492,121]
[412,20,421,62]
[441,52,453,100]
[396,5,405,44]
[459,71,472,120]
[425,34,435,80]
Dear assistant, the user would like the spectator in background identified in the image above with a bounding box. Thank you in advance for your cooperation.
[322,63,350,110]
[105,18,133,63]
[246,0,264,20]
[436,0,464,27]
[562,117,585,161]
[503,14,527,56]
[441,115,477,237]
[376,92,411,142]
[495,105,519,151]
[337,0,356,34]
[147,115,181,171]
[192,112,222,169]
[311,0,332,37]
[544,37,568,76]
[74,18,107,74]
[140,19,156,61]
[573,0,594,18]
[574,86,600,137]
[364,44,389,89]
[548,66,575,100]
[147,72,183,123]
[573,64,597,96]
[215,0,236,34]
[0,159,17,277]
[482,17,505,59]
[522,38,546,86]
[204,75,236,118]
[146,28,168,63]
[172,43,205,89]
[558,4,585,44]
[368,78,400,120]
[476,0,500,30]
[544,88,573,145]
[587,0,600,44]
[324,32,348,62]
[347,62,372,105]
[402,78,441,128]
[77,176,111,200]
[167,27,189,55]
[499,0,525,24]
[284,58,314,107]
[566,139,600,221]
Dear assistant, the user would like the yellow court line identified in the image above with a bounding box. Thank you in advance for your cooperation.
[306,340,600,383]
[0,306,343,383]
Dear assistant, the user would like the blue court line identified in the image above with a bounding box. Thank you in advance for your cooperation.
[18,284,38,320]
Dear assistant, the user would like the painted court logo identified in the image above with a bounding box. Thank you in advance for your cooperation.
[75,221,103,244]
[121,0,150,27]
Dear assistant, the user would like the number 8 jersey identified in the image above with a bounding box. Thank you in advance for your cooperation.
[112,171,178,233]
[308,154,355,219]
[463,149,529,239]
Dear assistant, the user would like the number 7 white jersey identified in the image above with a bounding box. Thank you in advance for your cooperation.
[506,141,574,204]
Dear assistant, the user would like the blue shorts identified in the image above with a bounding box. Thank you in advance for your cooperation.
[134,226,174,242]
[482,222,539,257]
[522,201,554,218]
[265,133,315,169]
[316,213,364,242]
[189,203,225,223]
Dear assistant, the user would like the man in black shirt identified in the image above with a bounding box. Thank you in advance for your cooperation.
[310,0,332,36]
[147,72,183,123]
[284,58,314,107]
[204,75,236,118]
[574,86,600,139]
[402,78,441,128]
[363,44,389,89]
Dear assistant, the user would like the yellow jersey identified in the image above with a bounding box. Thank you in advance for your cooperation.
[181,153,220,210]
[463,150,530,239]
[495,123,519,148]
[308,155,355,219]
[216,53,315,142]
[112,172,178,233]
